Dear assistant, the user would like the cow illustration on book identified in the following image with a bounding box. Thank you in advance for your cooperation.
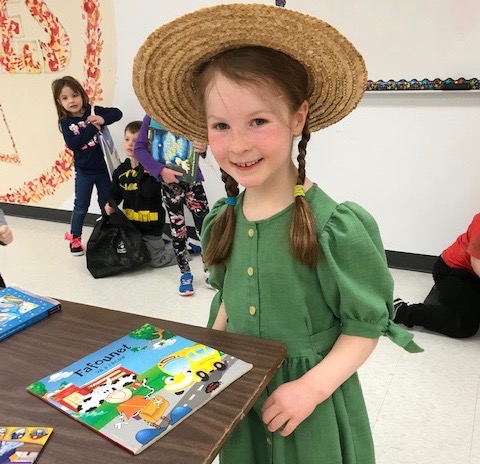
[73,375,172,430]
[157,344,227,395]
[77,372,137,413]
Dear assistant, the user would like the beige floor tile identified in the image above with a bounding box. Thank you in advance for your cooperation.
[471,380,480,464]
[373,353,477,464]
[359,337,404,426]
[391,268,434,303]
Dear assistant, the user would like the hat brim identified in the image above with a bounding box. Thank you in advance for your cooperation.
[133,3,367,142]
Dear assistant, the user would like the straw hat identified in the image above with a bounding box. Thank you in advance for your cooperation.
[133,3,367,142]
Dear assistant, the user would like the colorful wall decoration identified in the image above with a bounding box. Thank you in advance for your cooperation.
[366,77,480,92]
[0,0,116,207]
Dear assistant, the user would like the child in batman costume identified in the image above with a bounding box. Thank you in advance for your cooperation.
[105,121,176,268]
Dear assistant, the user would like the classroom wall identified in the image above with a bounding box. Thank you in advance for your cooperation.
[111,0,480,256]
[1,0,479,256]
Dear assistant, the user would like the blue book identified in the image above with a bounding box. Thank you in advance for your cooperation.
[27,323,253,455]
[0,287,61,342]
[148,120,199,183]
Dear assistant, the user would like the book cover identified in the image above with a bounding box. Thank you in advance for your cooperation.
[148,120,199,183]
[0,287,61,342]
[0,426,53,463]
[27,323,253,455]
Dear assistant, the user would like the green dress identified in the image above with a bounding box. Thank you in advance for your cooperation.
[202,184,421,464]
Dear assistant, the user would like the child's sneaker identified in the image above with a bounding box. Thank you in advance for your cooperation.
[204,271,214,289]
[393,298,407,319]
[64,232,84,257]
[186,238,202,255]
[179,272,194,296]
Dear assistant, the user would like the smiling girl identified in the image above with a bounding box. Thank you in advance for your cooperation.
[133,4,422,463]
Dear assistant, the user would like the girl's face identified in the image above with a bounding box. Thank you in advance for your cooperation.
[57,85,84,117]
[205,73,307,191]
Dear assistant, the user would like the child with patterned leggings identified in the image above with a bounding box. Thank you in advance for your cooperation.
[134,114,210,296]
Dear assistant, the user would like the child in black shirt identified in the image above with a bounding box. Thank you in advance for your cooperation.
[105,122,175,268]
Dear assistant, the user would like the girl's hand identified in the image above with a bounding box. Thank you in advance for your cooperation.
[161,167,183,184]
[263,334,378,436]
[86,115,105,128]
[261,377,323,437]
[192,141,207,153]
[212,302,227,331]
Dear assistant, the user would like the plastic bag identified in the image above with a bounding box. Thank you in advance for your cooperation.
[86,204,149,278]
[92,106,121,178]
[98,126,121,179]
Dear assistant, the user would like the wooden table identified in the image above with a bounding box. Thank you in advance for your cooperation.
[1,300,287,463]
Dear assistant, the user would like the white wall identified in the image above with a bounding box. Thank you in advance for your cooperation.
[290,0,480,81]
[312,92,480,255]
[109,1,480,256]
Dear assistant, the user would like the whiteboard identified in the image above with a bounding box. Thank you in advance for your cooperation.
[288,0,480,82]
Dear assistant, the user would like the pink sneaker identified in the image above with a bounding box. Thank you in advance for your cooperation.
[64,232,84,256]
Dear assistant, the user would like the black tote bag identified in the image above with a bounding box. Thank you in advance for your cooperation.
[86,204,149,278]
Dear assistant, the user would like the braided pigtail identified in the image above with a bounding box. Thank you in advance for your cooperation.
[204,169,239,267]
[290,120,319,268]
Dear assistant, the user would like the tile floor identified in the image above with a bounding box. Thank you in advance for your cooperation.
[2,215,479,464]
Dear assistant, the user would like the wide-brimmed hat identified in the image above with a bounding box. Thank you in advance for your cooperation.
[133,3,367,142]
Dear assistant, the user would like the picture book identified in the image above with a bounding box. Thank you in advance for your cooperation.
[27,323,253,455]
[148,119,199,183]
[0,426,53,463]
[0,287,61,342]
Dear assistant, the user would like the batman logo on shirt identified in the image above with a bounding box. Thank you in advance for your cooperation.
[119,169,138,191]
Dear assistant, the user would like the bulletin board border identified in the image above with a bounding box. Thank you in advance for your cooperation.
[366,77,480,91]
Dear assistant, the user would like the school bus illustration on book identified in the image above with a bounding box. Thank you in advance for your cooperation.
[158,344,227,395]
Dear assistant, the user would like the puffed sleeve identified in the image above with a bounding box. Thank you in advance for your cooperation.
[317,202,422,353]
[201,198,228,328]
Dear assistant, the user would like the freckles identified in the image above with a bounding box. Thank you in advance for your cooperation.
[210,146,225,165]
[206,137,224,163]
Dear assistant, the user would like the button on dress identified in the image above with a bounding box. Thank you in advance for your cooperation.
[202,184,421,464]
